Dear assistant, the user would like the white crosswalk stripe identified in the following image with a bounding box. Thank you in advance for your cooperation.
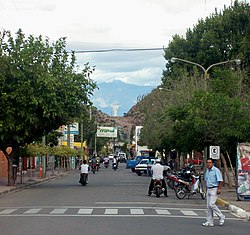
[78,209,93,214]
[130,209,144,214]
[155,209,171,215]
[24,208,42,214]
[50,209,67,214]
[105,209,118,214]
[180,210,198,216]
[0,209,17,214]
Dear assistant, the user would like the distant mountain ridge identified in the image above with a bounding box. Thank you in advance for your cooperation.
[92,80,155,116]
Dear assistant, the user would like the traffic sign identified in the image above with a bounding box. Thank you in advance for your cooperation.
[209,146,220,159]
[64,122,79,135]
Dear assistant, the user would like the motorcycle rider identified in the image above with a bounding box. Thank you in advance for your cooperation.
[91,155,97,171]
[79,160,89,183]
[112,156,118,169]
[103,155,109,167]
[148,158,168,197]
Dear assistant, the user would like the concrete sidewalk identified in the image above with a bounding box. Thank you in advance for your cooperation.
[0,171,249,221]
[216,186,250,221]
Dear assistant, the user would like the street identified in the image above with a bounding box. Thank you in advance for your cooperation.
[0,163,248,235]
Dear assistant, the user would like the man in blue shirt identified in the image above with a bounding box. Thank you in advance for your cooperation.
[202,158,225,227]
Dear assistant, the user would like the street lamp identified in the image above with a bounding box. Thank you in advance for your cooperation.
[171,57,241,90]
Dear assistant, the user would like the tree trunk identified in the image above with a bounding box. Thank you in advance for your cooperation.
[226,151,237,187]
[221,153,232,188]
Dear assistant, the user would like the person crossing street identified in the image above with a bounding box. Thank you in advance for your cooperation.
[202,158,225,227]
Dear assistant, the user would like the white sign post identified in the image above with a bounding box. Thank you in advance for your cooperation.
[209,146,220,159]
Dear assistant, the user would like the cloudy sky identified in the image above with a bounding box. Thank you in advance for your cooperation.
[0,0,243,86]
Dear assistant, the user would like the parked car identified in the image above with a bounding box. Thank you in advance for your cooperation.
[134,159,156,176]
[126,156,155,172]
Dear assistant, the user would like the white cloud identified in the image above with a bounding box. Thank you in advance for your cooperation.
[0,0,243,87]
[93,97,110,109]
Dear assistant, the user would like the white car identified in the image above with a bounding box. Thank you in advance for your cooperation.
[134,159,156,176]
[108,154,114,160]
[118,152,126,162]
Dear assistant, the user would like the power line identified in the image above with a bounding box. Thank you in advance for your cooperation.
[71,47,164,54]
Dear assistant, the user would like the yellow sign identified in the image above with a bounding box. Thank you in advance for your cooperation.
[62,141,87,148]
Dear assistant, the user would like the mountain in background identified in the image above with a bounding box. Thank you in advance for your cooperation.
[92,80,155,116]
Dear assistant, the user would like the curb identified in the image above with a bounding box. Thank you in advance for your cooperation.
[217,198,250,221]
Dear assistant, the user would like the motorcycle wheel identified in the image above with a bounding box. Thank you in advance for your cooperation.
[155,186,161,198]
[175,185,187,199]
[199,182,206,199]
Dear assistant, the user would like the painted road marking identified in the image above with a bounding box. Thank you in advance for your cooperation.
[105,209,118,214]
[181,210,198,216]
[24,208,42,214]
[155,209,171,215]
[130,209,144,214]
[50,209,67,214]
[0,209,17,214]
[78,209,93,214]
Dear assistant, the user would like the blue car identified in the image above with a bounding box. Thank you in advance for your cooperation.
[126,156,155,172]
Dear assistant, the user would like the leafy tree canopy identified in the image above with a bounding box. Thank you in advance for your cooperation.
[0,29,96,156]
[162,0,250,85]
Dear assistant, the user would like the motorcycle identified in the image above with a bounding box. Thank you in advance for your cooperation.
[79,173,88,186]
[166,165,196,191]
[96,160,100,171]
[152,179,165,198]
[175,173,206,200]
[104,161,109,168]
[112,162,117,171]
[166,173,179,190]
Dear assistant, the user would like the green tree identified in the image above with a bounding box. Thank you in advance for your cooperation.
[0,29,96,185]
[162,1,250,85]
[167,90,250,155]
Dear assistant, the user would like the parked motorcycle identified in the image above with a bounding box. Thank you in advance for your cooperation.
[166,173,179,190]
[152,179,165,198]
[79,173,88,186]
[175,174,206,199]
[166,164,196,191]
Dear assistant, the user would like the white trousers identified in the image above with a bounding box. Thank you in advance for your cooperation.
[206,188,224,222]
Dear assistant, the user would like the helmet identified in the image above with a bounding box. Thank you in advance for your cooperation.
[155,158,161,163]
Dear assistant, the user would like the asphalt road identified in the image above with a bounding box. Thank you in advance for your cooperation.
[0,163,248,235]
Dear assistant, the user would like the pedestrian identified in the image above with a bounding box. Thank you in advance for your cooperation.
[202,158,225,227]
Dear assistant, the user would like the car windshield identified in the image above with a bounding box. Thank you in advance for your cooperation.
[139,160,148,164]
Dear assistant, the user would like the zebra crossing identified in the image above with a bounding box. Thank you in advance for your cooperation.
[0,206,211,217]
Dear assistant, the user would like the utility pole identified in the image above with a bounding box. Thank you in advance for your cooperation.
[42,135,46,178]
